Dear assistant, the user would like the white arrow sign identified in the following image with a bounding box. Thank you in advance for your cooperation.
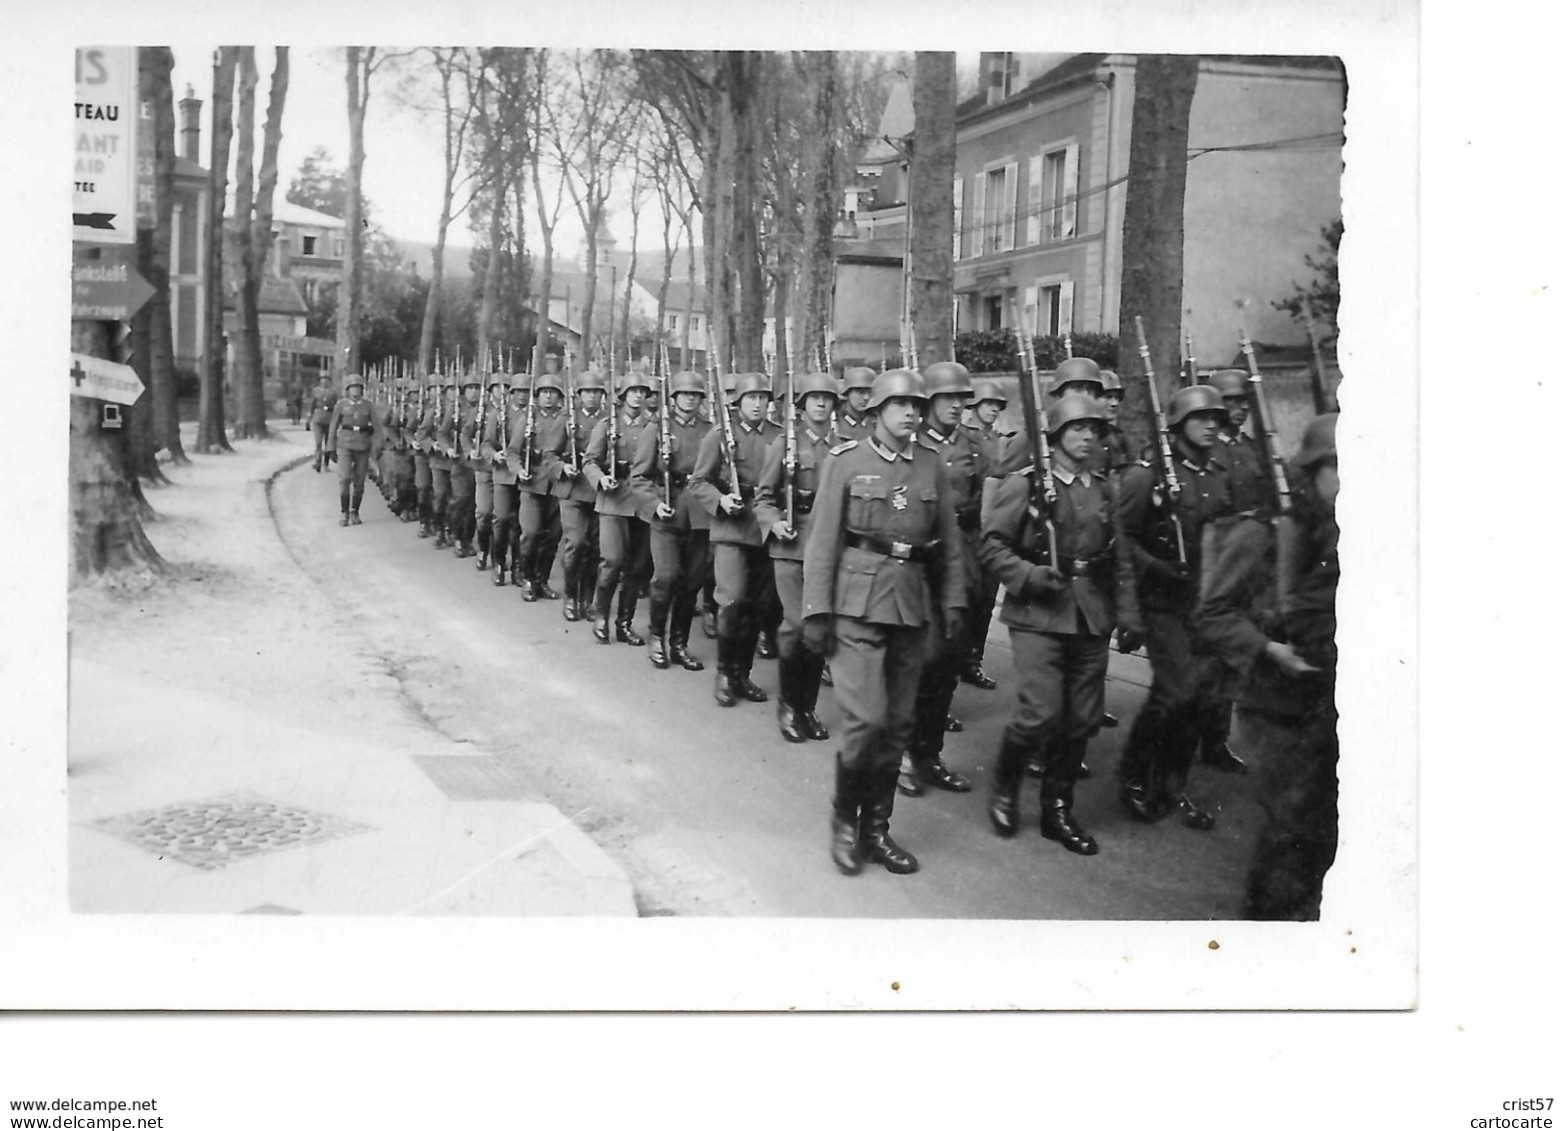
[70,352,145,405]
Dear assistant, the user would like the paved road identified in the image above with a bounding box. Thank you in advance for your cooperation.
[274,460,1257,919]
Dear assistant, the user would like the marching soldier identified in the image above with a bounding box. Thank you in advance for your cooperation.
[584,370,656,644]
[385,378,419,521]
[899,360,986,797]
[420,376,459,548]
[326,374,380,526]
[411,376,437,538]
[448,374,483,558]
[834,367,876,442]
[1114,384,1233,830]
[961,378,1013,691]
[803,368,966,876]
[1198,413,1340,919]
[1094,370,1135,477]
[690,372,782,707]
[980,394,1136,855]
[306,375,337,473]
[509,373,568,601]
[471,373,505,570]
[555,368,610,622]
[697,372,741,641]
[632,369,714,672]
[754,370,838,742]
[485,377,527,587]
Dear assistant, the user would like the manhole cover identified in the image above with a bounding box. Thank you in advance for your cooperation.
[413,754,534,801]
[94,793,371,871]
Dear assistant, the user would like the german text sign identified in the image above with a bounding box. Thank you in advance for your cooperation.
[73,260,155,321]
[70,352,145,405]
[74,47,138,245]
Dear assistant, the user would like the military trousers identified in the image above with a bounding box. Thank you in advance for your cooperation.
[312,422,330,465]
[431,465,452,527]
[648,520,709,639]
[491,482,519,569]
[335,448,372,512]
[596,514,649,612]
[518,491,561,581]
[907,609,964,767]
[1241,703,1339,921]
[1118,608,1228,799]
[559,499,600,598]
[832,617,928,774]
[712,541,772,669]
[1004,628,1110,749]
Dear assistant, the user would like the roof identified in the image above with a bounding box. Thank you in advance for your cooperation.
[832,235,905,265]
[660,280,707,313]
[860,76,915,164]
[271,199,345,229]
[957,52,1107,123]
[217,264,309,316]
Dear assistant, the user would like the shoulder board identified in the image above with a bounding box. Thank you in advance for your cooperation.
[916,435,942,453]
[1136,458,1154,468]
[1218,433,1235,444]
[829,440,858,456]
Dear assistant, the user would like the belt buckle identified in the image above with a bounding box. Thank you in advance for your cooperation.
[1071,558,1089,575]
[891,540,913,559]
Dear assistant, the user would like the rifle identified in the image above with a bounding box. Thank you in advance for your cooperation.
[713,338,739,492]
[522,372,538,480]
[907,330,920,372]
[606,359,619,479]
[472,369,488,462]
[1063,330,1074,360]
[1011,304,1059,567]
[1183,325,1198,388]
[783,352,797,528]
[1236,301,1293,515]
[1134,315,1187,565]
[658,365,674,508]
[565,366,582,472]
[1301,298,1332,414]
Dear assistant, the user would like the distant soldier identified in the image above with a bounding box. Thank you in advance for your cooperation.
[584,370,656,643]
[555,368,611,622]
[834,366,876,442]
[698,371,741,642]
[446,375,482,558]
[802,368,966,876]
[960,377,1013,690]
[485,377,528,587]
[980,394,1136,855]
[632,369,713,672]
[471,374,506,569]
[418,376,459,548]
[690,372,782,707]
[996,356,1106,477]
[508,373,568,601]
[326,374,380,526]
[899,360,986,797]
[1199,413,1339,919]
[384,378,418,521]
[1093,370,1135,477]
[306,376,337,473]
[754,370,838,742]
[412,377,438,538]
[1115,384,1233,830]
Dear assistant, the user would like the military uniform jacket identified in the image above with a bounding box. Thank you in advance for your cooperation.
[1218,429,1272,516]
[754,424,833,563]
[585,411,655,518]
[966,421,1013,476]
[456,405,484,471]
[307,388,337,429]
[415,403,453,470]
[328,398,378,454]
[631,410,713,530]
[921,421,988,595]
[482,408,520,487]
[801,436,967,628]
[1118,447,1231,614]
[554,406,609,503]
[690,416,783,546]
[1087,425,1134,477]
[834,410,871,443]
[979,465,1137,637]
[507,407,567,496]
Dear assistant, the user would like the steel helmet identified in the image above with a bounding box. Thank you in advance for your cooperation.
[922,360,975,399]
[575,367,608,394]
[972,378,1008,408]
[794,371,840,405]
[343,374,365,392]
[732,371,774,401]
[866,368,928,412]
[720,372,741,403]
[460,373,482,389]
[1292,412,1339,469]
[1045,392,1107,436]
[840,366,877,394]
[490,374,511,392]
[1166,384,1229,427]
[532,373,566,396]
[1209,369,1251,399]
[1098,369,1124,397]
[669,370,708,398]
[618,371,653,396]
[1047,356,1104,397]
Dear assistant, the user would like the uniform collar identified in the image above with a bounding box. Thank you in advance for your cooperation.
[1052,462,1093,487]
[739,418,765,434]
[804,425,830,444]
[923,423,956,444]
[673,410,701,426]
[869,436,915,462]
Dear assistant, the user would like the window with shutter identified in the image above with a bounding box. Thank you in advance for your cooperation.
[1061,143,1080,238]
[1026,155,1043,246]
[953,176,964,259]
[1023,284,1038,336]
[1002,161,1018,253]
[1059,280,1075,335]
[972,172,987,257]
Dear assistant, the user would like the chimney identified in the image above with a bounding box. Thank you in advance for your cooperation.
[179,84,203,163]
[985,52,1007,105]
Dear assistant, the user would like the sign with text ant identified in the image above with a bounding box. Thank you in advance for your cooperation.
[74,47,138,245]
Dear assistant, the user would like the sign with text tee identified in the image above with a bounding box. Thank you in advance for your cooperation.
[74,47,138,245]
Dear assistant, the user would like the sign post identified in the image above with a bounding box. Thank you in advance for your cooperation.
[70,352,146,406]
[74,47,138,245]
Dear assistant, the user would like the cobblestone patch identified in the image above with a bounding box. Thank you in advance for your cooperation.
[94,794,372,871]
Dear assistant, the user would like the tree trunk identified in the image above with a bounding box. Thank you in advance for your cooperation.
[910,51,956,366]
[578,212,598,365]
[338,47,371,380]
[771,264,791,384]
[1116,54,1200,455]
[477,146,504,370]
[417,54,462,375]
[198,47,237,453]
[232,47,263,438]
[683,205,696,365]
[128,227,166,485]
[70,320,166,579]
[797,52,839,373]
[727,52,763,371]
[621,199,641,370]
[710,63,736,372]
[146,46,185,464]
[239,47,288,437]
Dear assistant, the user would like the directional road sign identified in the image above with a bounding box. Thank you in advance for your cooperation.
[74,47,138,245]
[70,352,145,405]
[72,260,155,321]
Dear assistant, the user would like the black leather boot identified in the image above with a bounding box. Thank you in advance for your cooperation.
[896,752,924,798]
[917,756,972,793]
[1040,745,1098,855]
[668,632,704,671]
[647,634,670,669]
[561,564,581,621]
[830,757,863,876]
[615,592,645,646]
[755,630,778,660]
[349,510,362,526]
[988,735,1029,838]
[338,510,350,527]
[775,653,807,743]
[1200,742,1248,775]
[860,768,919,874]
[519,576,538,602]
[960,662,997,690]
[712,635,738,707]
[701,605,718,639]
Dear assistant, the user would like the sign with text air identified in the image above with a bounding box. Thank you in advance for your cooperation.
[74,47,138,245]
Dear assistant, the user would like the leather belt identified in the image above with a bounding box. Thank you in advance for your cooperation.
[845,532,935,562]
[343,425,370,432]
